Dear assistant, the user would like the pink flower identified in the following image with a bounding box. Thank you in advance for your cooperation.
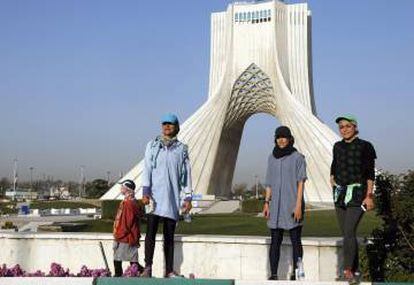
[47,263,71,277]
[123,264,140,277]
[0,264,26,277]
[25,270,46,277]
[0,263,110,278]
[76,265,111,277]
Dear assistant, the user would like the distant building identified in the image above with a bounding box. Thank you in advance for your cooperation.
[5,189,38,201]
[49,186,71,200]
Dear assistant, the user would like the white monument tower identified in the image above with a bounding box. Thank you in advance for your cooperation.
[102,0,339,203]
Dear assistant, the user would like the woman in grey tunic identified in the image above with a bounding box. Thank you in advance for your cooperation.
[262,126,307,280]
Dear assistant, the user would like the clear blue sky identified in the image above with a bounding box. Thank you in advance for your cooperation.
[0,0,413,186]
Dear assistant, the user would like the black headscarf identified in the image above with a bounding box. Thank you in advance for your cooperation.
[272,126,297,159]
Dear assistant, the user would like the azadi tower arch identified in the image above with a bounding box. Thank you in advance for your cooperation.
[101,0,339,203]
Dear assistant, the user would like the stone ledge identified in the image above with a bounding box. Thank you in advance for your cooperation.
[0,232,343,246]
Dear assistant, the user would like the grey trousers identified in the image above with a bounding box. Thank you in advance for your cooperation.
[335,206,364,271]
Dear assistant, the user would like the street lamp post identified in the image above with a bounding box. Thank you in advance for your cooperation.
[29,167,34,194]
[79,166,85,198]
[255,175,259,199]
[13,158,18,193]
[106,171,111,187]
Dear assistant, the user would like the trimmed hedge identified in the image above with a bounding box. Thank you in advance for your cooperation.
[101,200,121,220]
[101,199,144,220]
[241,199,264,213]
[31,201,99,210]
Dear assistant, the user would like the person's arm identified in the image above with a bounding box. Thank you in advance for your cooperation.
[330,175,336,188]
[362,179,375,211]
[141,142,153,205]
[294,156,307,222]
[262,186,272,219]
[330,144,337,187]
[362,142,376,211]
[293,180,304,222]
[262,157,273,219]
[182,151,193,213]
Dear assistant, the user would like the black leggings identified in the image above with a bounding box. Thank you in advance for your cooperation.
[113,261,143,277]
[269,226,303,276]
[144,214,177,274]
[335,206,364,271]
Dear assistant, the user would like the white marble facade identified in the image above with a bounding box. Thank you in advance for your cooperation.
[101,0,339,203]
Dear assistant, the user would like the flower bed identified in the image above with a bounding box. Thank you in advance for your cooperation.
[0,263,110,277]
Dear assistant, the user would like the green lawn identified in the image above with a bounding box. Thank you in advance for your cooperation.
[76,210,382,237]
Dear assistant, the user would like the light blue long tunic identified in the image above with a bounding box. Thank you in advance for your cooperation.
[265,151,307,230]
[141,138,192,221]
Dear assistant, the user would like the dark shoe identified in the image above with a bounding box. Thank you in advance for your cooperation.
[137,263,144,275]
[354,271,361,280]
[349,273,361,285]
[165,271,185,278]
[140,266,152,278]
[268,275,278,280]
[290,273,296,280]
[343,269,359,285]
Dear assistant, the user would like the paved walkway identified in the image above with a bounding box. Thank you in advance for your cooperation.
[200,200,240,214]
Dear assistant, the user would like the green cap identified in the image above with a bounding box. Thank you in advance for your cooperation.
[335,114,358,125]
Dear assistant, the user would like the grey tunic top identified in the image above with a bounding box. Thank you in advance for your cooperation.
[265,151,307,230]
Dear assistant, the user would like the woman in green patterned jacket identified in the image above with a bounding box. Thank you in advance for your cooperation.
[330,115,377,283]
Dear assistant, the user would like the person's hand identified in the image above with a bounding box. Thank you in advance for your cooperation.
[142,195,150,205]
[183,201,192,213]
[262,202,270,219]
[293,204,302,222]
[362,196,374,211]
[330,176,336,188]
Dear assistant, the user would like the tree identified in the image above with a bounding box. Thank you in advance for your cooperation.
[0,178,10,197]
[249,182,266,198]
[66,181,80,196]
[363,171,414,282]
[85,179,109,199]
[232,183,248,197]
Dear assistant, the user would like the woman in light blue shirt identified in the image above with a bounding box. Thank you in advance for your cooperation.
[141,113,192,278]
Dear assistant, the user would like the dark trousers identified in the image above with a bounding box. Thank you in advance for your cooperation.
[335,206,364,271]
[269,226,303,276]
[113,261,143,277]
[144,214,177,274]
